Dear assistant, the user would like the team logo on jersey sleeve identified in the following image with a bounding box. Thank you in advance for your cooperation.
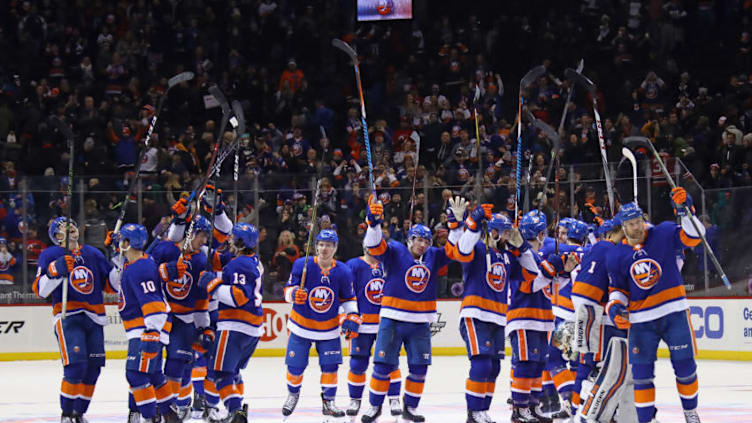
[308,286,335,313]
[486,262,507,292]
[166,273,193,300]
[365,278,385,305]
[118,290,126,312]
[629,258,662,290]
[405,264,430,293]
[69,266,94,295]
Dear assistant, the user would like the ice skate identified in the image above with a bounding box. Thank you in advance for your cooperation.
[479,411,497,423]
[388,397,402,416]
[467,410,486,423]
[71,412,89,423]
[346,399,361,417]
[360,405,382,423]
[161,404,183,423]
[401,401,425,422]
[322,393,345,421]
[191,392,206,419]
[550,399,571,419]
[204,406,224,423]
[528,404,551,423]
[281,391,300,417]
[510,405,538,423]
[175,405,190,421]
[61,415,76,423]
[127,411,140,423]
[683,409,701,423]
[226,404,248,423]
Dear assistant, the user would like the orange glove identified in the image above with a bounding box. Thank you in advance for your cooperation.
[176,256,188,279]
[671,187,687,205]
[172,197,189,216]
[481,203,494,219]
[366,194,384,227]
[48,255,75,278]
[613,314,631,330]
[104,230,116,247]
[293,287,308,305]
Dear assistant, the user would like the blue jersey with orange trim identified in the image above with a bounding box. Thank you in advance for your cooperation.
[118,255,171,343]
[571,240,616,326]
[506,248,555,333]
[540,243,587,321]
[285,257,356,340]
[346,256,385,334]
[454,241,511,326]
[151,241,210,327]
[33,245,113,325]
[367,239,450,323]
[607,221,696,324]
[213,253,264,337]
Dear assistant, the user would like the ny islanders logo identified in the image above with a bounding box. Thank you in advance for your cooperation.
[405,264,430,293]
[117,290,126,312]
[486,262,507,292]
[377,0,393,15]
[365,278,385,305]
[630,258,662,289]
[309,286,335,313]
[69,266,94,295]
[166,273,193,300]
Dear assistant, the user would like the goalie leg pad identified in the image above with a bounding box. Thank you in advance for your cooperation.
[574,303,603,353]
[579,337,629,422]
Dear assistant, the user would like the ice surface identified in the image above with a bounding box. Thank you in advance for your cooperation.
[0,356,750,422]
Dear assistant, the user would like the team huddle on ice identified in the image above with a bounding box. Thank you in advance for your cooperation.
[33,183,704,423]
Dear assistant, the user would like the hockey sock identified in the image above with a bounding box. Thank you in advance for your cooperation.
[404,364,427,409]
[192,353,207,396]
[234,373,244,396]
[176,365,193,408]
[542,369,557,398]
[531,375,543,405]
[572,357,594,412]
[483,358,501,411]
[511,361,537,406]
[126,370,157,419]
[672,358,698,410]
[368,362,395,406]
[348,356,369,399]
[60,362,86,416]
[74,365,100,414]
[388,368,402,398]
[286,366,305,394]
[152,373,176,416]
[164,358,185,402]
[466,355,491,411]
[321,364,339,400]
[632,363,656,423]
[204,374,220,408]
[551,367,576,396]
[215,371,242,413]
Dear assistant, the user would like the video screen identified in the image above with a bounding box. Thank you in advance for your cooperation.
[357,0,413,21]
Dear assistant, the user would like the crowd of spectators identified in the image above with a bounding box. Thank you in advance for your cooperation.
[0,0,751,294]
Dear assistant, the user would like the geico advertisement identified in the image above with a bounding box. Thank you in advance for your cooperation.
[687,299,752,351]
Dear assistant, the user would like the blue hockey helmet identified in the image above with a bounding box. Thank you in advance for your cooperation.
[567,220,589,243]
[597,218,619,237]
[48,216,78,246]
[119,223,148,250]
[231,222,259,249]
[0,237,7,247]
[407,224,432,241]
[558,217,574,229]
[316,229,339,245]
[192,215,212,235]
[616,202,643,223]
[488,213,512,233]
[520,210,547,240]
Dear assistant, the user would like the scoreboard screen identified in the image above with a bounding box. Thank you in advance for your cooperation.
[357,0,413,21]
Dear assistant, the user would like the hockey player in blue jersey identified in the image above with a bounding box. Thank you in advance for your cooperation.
[32,217,114,423]
[361,194,455,423]
[196,222,264,423]
[112,224,181,423]
[345,248,404,418]
[607,187,703,423]
[452,204,514,423]
[281,229,361,422]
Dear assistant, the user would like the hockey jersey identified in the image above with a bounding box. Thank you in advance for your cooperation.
[345,256,385,334]
[151,241,210,327]
[0,251,17,283]
[453,231,511,326]
[607,221,699,324]
[540,243,587,321]
[367,237,451,323]
[33,245,114,324]
[211,253,264,338]
[118,254,171,343]
[285,257,356,340]
[571,240,616,326]
[506,248,555,333]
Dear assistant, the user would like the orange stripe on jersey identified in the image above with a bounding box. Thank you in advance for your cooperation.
[289,310,339,331]
[518,330,528,361]
[679,229,701,247]
[123,316,145,331]
[231,286,250,307]
[155,382,172,402]
[368,239,388,256]
[214,331,229,371]
[634,387,655,404]
[404,379,424,396]
[141,301,167,316]
[195,299,209,311]
[55,319,70,366]
[320,372,337,386]
[465,318,479,355]
[455,244,475,263]
[461,295,508,315]
[53,301,105,316]
[554,295,575,311]
[162,320,172,334]
[131,386,156,405]
[140,352,157,373]
[362,313,380,324]
[212,252,223,272]
[214,228,228,244]
[519,268,537,294]
[572,282,604,303]
[628,285,686,312]
[609,286,629,297]
[168,303,199,314]
[552,370,575,389]
[444,242,458,260]
[507,307,554,323]
[466,379,486,395]
[572,391,581,406]
[217,309,263,326]
[676,378,698,397]
[686,310,698,356]
[381,296,436,313]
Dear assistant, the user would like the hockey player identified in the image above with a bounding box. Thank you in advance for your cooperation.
[112,223,181,423]
[151,215,213,419]
[506,210,578,423]
[196,222,264,423]
[452,207,513,423]
[0,237,17,284]
[607,188,703,423]
[345,248,403,418]
[360,194,455,423]
[32,217,114,423]
[281,229,361,421]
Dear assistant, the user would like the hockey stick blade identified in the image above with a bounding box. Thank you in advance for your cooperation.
[565,68,596,93]
[168,71,194,88]
[622,136,652,150]
[520,65,546,89]
[231,100,246,135]
[332,38,359,65]
[209,85,231,116]
[621,147,638,204]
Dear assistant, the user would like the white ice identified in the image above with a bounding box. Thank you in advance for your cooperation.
[0,356,750,422]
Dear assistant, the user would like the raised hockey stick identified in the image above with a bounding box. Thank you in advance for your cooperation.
[515,66,547,224]
[113,71,194,236]
[231,100,246,224]
[332,38,375,193]
[621,147,638,205]
[565,69,615,216]
[407,131,421,223]
[300,179,322,290]
[470,85,492,269]
[50,116,74,319]
[545,59,583,186]
[623,136,731,289]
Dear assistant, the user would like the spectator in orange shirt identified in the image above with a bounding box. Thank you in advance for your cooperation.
[279,59,305,94]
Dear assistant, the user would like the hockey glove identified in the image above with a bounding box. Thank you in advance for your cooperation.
[193,328,216,353]
[171,198,192,225]
[341,313,362,340]
[466,204,493,231]
[607,300,631,330]
[291,286,308,305]
[197,271,222,294]
[541,253,566,278]
[507,227,530,254]
[104,230,120,248]
[202,184,225,215]
[446,196,468,230]
[671,187,694,217]
[47,255,75,278]
[159,257,188,282]
[366,194,384,227]
[140,329,162,358]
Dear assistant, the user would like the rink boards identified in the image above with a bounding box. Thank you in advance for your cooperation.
[0,298,751,361]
